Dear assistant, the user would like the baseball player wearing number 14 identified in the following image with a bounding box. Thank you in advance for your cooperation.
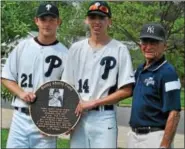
[1,3,68,148]
[62,1,135,148]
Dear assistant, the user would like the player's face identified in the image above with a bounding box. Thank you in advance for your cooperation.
[54,92,59,98]
[86,15,111,36]
[140,38,167,62]
[35,16,61,37]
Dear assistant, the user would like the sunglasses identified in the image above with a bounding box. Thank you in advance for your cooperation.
[89,4,109,14]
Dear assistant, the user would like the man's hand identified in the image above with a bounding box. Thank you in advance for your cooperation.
[19,91,36,103]
[75,100,97,116]
[1,79,36,103]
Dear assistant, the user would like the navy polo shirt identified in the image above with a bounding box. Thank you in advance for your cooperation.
[129,56,181,128]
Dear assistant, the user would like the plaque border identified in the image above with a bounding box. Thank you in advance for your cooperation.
[29,80,82,136]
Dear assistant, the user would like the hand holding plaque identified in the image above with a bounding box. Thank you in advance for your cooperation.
[29,81,81,136]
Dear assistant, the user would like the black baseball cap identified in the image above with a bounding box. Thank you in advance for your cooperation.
[140,23,166,41]
[36,3,59,18]
[87,1,111,18]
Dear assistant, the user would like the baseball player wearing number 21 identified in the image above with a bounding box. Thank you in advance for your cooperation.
[1,3,68,148]
[62,1,135,148]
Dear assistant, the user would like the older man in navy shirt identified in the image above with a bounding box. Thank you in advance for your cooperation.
[128,23,181,148]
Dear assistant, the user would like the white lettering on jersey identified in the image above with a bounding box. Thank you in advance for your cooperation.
[144,77,155,86]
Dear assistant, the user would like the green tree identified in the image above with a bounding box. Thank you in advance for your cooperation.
[1,1,184,101]
[108,1,184,82]
[1,1,40,56]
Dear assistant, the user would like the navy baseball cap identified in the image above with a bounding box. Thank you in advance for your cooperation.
[87,1,111,18]
[36,3,59,18]
[140,23,166,41]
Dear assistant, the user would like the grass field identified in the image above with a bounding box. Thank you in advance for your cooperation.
[119,88,185,108]
[1,129,9,148]
[1,129,70,148]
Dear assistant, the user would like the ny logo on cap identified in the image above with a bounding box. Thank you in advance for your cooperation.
[46,4,52,11]
[147,26,155,34]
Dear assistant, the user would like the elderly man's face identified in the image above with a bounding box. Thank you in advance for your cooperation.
[140,38,167,61]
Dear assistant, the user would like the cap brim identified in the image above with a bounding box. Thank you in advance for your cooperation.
[140,35,164,41]
[37,12,58,18]
[87,11,107,17]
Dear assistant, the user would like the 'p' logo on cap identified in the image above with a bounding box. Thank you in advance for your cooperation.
[36,3,59,18]
[46,4,52,11]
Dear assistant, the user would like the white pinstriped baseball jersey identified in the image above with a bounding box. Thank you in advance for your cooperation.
[62,38,135,101]
[2,37,68,107]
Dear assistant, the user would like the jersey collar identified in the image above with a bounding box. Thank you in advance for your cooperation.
[34,37,59,46]
[142,55,167,72]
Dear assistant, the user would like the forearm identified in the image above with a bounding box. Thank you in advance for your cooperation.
[160,110,180,148]
[95,84,133,106]
[1,78,24,98]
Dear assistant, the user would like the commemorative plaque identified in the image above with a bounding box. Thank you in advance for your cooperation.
[30,81,81,136]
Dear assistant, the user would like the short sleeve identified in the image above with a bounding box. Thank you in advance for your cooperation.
[1,45,20,82]
[118,45,135,89]
[161,67,181,112]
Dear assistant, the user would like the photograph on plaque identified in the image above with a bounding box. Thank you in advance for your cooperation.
[48,88,64,107]
[29,81,81,136]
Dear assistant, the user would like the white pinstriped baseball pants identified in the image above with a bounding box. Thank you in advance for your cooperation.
[6,109,57,148]
[70,110,118,148]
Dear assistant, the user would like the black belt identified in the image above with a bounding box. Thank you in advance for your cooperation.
[14,107,30,115]
[132,126,165,134]
[91,105,114,111]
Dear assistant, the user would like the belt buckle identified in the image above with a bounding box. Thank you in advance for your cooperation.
[142,126,151,134]
[134,127,151,134]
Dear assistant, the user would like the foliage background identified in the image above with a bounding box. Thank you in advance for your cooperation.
[1,1,184,100]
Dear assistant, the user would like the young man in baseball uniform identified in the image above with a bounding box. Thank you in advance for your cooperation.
[62,1,135,148]
[1,3,68,148]
[128,23,181,148]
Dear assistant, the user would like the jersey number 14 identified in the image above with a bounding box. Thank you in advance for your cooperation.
[78,79,89,93]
